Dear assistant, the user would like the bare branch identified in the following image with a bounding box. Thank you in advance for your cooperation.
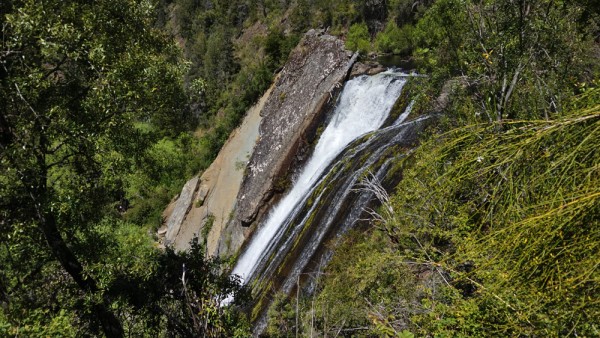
[13,83,39,119]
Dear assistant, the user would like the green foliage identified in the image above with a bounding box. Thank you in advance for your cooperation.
[0,0,251,335]
[265,28,301,70]
[265,230,419,336]
[379,96,600,336]
[266,293,296,337]
[124,132,205,227]
[82,219,251,336]
[411,0,598,120]
[202,27,238,106]
[201,214,215,245]
[398,330,415,338]
[375,20,414,55]
[346,22,371,54]
[81,218,160,289]
[326,2,360,34]
[144,240,251,337]
[388,0,432,26]
[0,308,77,337]
[411,0,467,77]
[289,0,311,34]
[0,0,191,334]
[323,231,416,324]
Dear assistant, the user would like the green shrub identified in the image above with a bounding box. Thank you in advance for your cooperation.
[375,20,414,55]
[386,98,600,336]
[0,309,77,337]
[346,22,371,54]
[201,214,215,245]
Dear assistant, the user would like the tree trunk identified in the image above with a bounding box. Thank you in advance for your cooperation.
[39,211,124,337]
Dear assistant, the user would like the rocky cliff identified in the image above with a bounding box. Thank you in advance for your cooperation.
[161,30,357,256]
[159,82,270,254]
[217,29,357,256]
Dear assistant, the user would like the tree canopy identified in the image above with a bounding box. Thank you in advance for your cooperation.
[1,0,249,336]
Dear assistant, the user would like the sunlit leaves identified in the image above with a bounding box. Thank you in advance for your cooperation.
[389,103,600,335]
[0,0,189,334]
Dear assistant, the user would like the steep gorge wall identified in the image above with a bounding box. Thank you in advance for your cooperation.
[159,82,272,254]
[218,29,358,257]
[161,30,358,257]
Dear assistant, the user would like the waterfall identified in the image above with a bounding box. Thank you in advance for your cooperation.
[232,70,408,284]
[223,69,432,334]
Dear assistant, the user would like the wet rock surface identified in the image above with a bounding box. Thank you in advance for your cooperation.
[349,61,386,78]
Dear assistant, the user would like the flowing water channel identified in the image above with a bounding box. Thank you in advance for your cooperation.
[232,70,408,283]
[228,70,430,332]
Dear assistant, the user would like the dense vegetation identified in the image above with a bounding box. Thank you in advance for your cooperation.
[0,0,371,335]
[0,0,253,336]
[1,0,599,336]
[288,90,599,337]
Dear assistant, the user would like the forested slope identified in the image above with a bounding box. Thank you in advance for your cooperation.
[0,0,255,336]
[1,0,599,336]
[1,0,403,335]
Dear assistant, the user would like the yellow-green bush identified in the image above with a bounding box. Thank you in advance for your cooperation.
[383,93,600,336]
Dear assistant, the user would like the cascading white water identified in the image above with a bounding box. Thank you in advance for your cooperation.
[231,70,407,283]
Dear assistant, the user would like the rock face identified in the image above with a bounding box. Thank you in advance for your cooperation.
[159,82,271,254]
[349,61,387,79]
[162,176,199,245]
[230,30,356,237]
[161,29,356,257]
